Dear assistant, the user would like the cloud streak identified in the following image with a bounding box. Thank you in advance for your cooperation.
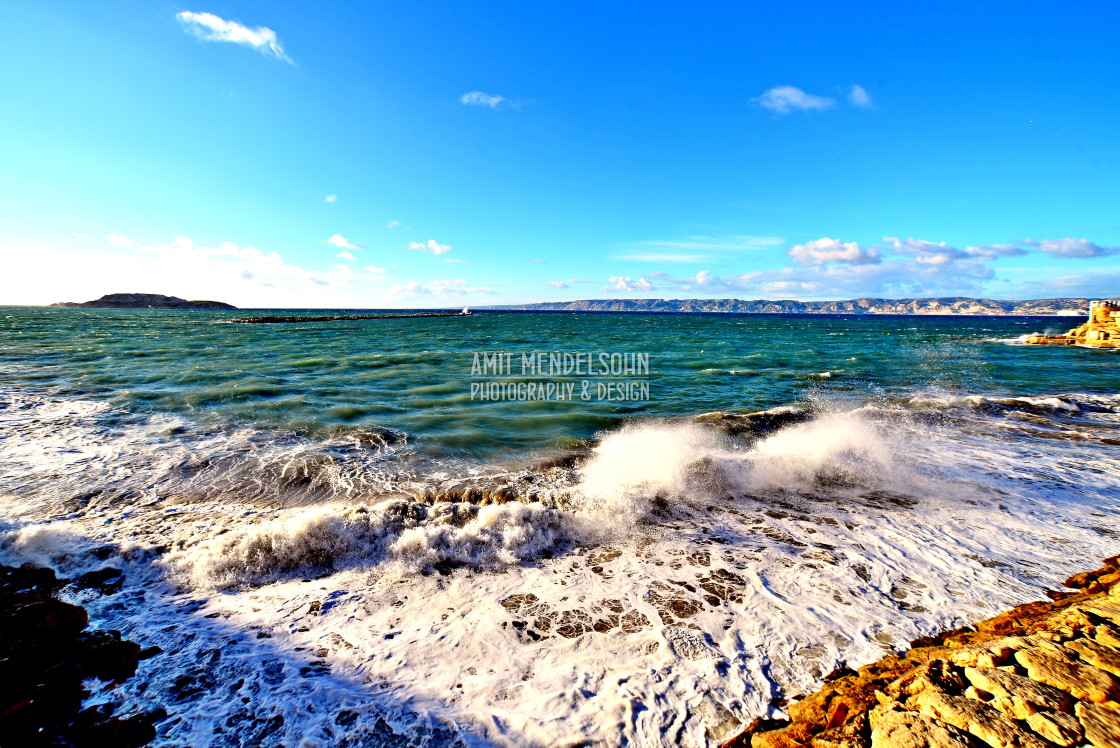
[753,86,835,115]
[327,234,360,250]
[409,239,453,255]
[459,91,506,108]
[176,11,293,64]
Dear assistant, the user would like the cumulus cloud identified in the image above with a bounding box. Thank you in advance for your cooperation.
[848,85,873,109]
[71,232,88,240]
[364,265,387,274]
[327,234,360,250]
[409,239,453,255]
[788,238,881,266]
[459,91,505,108]
[176,11,293,63]
[324,194,337,203]
[547,280,569,288]
[1028,237,1119,259]
[105,234,137,249]
[606,276,656,292]
[753,86,835,115]
[386,220,402,229]
[335,251,356,261]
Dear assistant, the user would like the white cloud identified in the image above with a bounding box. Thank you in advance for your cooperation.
[364,265,387,274]
[327,234,360,249]
[789,238,881,266]
[848,85,873,109]
[386,220,402,229]
[71,232,88,240]
[606,276,656,292]
[176,11,293,64]
[385,279,495,298]
[753,86,835,115]
[409,239,453,255]
[1028,237,1119,259]
[965,243,1029,260]
[335,251,356,261]
[460,91,505,108]
[532,258,548,264]
[105,233,136,249]
[547,280,569,288]
[324,194,337,203]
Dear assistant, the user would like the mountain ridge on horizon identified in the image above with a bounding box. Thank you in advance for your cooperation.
[481,296,1095,316]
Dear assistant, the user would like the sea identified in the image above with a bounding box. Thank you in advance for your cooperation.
[1,307,1118,747]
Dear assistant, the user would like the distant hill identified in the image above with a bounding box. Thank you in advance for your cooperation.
[489,297,1091,316]
[51,293,237,310]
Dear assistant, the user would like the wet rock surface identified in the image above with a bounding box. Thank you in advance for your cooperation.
[724,554,1120,748]
[0,564,164,747]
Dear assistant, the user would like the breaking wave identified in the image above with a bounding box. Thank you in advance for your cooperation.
[167,499,570,590]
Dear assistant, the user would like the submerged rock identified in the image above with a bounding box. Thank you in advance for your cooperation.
[0,564,163,747]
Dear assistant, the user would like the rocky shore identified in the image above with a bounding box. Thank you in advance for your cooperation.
[0,564,163,747]
[723,556,1120,748]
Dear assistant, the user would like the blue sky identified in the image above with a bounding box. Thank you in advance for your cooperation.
[1,1,1118,307]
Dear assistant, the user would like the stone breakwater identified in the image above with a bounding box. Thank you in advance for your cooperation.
[0,564,164,747]
[229,312,465,323]
[724,555,1120,748]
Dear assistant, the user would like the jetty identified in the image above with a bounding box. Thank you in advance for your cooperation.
[229,313,465,324]
[1024,299,1119,348]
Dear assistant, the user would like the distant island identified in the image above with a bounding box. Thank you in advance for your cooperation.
[490,296,1091,316]
[51,293,237,310]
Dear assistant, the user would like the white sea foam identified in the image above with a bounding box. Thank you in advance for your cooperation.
[168,499,569,589]
[3,388,1120,747]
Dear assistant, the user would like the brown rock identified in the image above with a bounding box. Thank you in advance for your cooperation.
[910,690,1051,748]
[1065,637,1120,678]
[963,666,1073,717]
[1065,571,1095,589]
[869,709,977,748]
[1023,709,1082,747]
[1016,645,1120,703]
[1075,700,1120,748]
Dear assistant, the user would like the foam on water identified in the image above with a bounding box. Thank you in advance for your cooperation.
[2,388,1120,746]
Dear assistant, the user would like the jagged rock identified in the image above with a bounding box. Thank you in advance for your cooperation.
[1075,700,1120,748]
[1064,637,1120,678]
[962,666,1072,717]
[1015,645,1120,703]
[1023,709,1082,746]
[869,709,977,748]
[909,690,1051,748]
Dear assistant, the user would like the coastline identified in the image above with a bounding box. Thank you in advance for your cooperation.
[723,556,1120,748]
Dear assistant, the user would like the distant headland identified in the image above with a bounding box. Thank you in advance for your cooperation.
[51,293,237,310]
[490,297,1092,316]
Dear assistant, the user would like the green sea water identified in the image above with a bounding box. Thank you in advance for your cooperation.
[1,307,1115,459]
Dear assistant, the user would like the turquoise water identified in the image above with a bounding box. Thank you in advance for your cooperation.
[2,307,1115,460]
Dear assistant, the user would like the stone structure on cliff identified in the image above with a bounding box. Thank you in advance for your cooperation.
[1025,300,1120,349]
[724,556,1120,748]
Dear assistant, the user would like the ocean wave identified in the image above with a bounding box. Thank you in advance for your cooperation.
[167,498,570,589]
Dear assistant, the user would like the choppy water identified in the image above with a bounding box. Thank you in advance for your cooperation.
[1,307,1118,747]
